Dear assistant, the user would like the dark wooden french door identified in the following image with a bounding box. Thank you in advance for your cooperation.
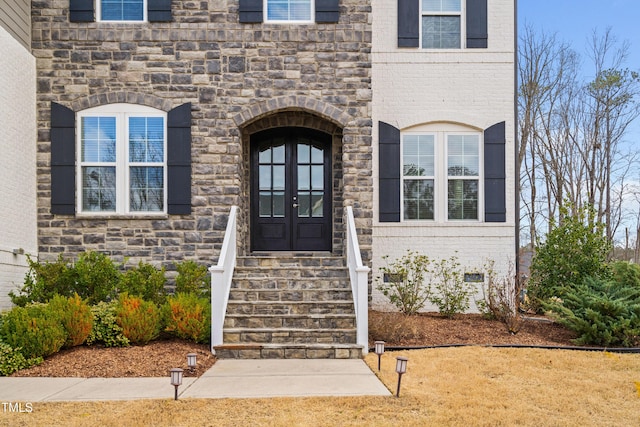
[250,128,332,252]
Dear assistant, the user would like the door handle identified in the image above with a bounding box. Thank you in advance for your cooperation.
[293,203,299,208]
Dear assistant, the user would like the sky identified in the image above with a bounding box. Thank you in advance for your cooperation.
[518,0,640,78]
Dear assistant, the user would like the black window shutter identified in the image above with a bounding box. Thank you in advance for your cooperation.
[239,0,263,23]
[316,0,340,23]
[398,0,419,47]
[484,121,506,222]
[379,122,401,222]
[167,103,192,215]
[466,0,488,48]
[148,0,172,22]
[51,102,76,215]
[69,0,95,22]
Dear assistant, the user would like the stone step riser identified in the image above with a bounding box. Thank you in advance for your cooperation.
[228,290,354,302]
[223,331,357,345]
[232,268,348,279]
[226,302,355,316]
[214,346,362,359]
[224,316,357,329]
[236,257,346,268]
[231,278,350,290]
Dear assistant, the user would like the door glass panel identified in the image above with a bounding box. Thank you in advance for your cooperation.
[273,165,285,190]
[259,192,271,217]
[311,165,323,190]
[298,166,310,190]
[273,192,285,217]
[298,144,310,163]
[259,165,271,190]
[259,147,271,164]
[311,192,323,217]
[298,193,310,217]
[311,146,323,163]
[272,143,285,163]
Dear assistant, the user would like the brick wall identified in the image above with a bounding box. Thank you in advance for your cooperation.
[370,0,517,312]
[32,1,372,269]
[0,26,37,310]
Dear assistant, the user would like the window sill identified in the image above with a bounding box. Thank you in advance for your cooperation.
[75,213,169,220]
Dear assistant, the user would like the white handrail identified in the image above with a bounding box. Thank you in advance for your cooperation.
[209,205,238,351]
[346,206,370,355]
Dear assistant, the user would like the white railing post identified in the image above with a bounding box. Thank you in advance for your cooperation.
[346,206,371,355]
[209,206,238,352]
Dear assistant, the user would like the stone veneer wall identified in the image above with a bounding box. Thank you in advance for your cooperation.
[32,1,372,269]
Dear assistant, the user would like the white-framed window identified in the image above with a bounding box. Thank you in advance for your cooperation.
[446,134,480,220]
[265,0,314,23]
[402,127,481,221]
[77,104,166,214]
[98,0,146,22]
[421,0,463,49]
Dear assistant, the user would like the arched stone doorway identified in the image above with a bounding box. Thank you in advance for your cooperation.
[240,110,344,254]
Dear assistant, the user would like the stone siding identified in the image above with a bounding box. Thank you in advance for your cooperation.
[32,1,372,269]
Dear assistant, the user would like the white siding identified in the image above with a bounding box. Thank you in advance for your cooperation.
[0,25,37,311]
[371,0,517,312]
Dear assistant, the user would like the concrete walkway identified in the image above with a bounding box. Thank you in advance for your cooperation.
[0,359,391,402]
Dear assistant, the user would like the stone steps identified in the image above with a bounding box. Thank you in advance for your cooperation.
[213,255,361,359]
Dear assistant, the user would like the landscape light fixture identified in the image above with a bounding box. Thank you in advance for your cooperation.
[395,357,408,397]
[170,368,184,400]
[374,341,385,371]
[187,353,197,374]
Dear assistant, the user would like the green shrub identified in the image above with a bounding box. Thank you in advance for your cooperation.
[119,261,167,305]
[376,251,431,315]
[430,255,474,318]
[48,294,93,348]
[0,304,66,359]
[0,342,42,376]
[162,293,211,343]
[529,204,611,309]
[74,251,121,304]
[116,294,161,345]
[9,255,75,306]
[175,260,210,297]
[610,261,640,289]
[544,276,640,347]
[9,251,122,306]
[86,301,130,347]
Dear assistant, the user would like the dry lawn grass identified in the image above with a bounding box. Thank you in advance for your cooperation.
[3,347,640,426]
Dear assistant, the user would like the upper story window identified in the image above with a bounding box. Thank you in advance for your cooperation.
[421,0,462,49]
[266,0,313,23]
[98,0,146,22]
[77,104,166,214]
[402,129,481,221]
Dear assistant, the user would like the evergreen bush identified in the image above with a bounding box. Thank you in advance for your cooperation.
[528,204,611,309]
[544,276,640,347]
[115,294,161,345]
[162,292,211,343]
[119,261,167,305]
[74,251,121,304]
[175,260,211,297]
[9,255,75,306]
[0,304,66,359]
[48,294,93,348]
